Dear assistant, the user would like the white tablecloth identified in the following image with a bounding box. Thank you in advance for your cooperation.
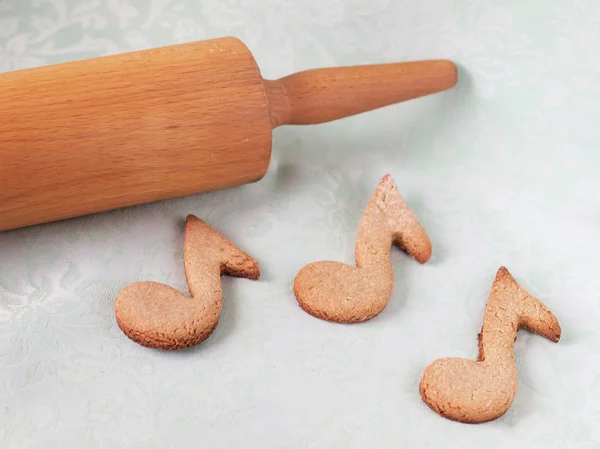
[1,1,599,447]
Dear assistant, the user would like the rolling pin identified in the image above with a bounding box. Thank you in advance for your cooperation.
[0,36,457,232]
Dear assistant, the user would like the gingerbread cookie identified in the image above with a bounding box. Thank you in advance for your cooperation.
[114,215,260,350]
[419,266,561,423]
[293,174,432,323]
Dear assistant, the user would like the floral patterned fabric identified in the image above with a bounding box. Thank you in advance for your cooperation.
[1,1,599,448]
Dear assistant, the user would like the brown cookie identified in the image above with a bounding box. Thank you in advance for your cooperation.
[293,174,432,323]
[419,266,561,423]
[114,215,259,350]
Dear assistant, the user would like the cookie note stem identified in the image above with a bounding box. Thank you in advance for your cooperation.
[478,267,561,364]
[356,174,432,271]
[184,215,260,299]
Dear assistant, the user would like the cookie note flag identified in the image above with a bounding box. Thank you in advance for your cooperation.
[293,174,432,323]
[419,266,561,423]
[114,215,260,350]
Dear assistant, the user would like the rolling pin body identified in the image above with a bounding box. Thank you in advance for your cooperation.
[0,38,272,231]
[0,37,457,231]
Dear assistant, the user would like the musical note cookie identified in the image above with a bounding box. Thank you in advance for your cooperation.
[293,174,432,323]
[419,266,561,423]
[114,215,260,350]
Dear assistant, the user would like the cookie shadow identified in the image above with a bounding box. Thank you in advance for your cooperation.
[496,385,535,427]
[403,189,446,267]
[374,246,440,324]
[204,161,306,242]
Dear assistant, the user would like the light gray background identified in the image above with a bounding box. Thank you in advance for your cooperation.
[1,1,600,448]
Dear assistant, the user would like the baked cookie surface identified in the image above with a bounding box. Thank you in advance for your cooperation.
[114,215,260,350]
[419,266,561,423]
[293,174,431,323]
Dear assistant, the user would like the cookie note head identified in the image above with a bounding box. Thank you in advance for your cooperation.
[293,261,393,323]
[114,281,221,350]
[419,356,518,423]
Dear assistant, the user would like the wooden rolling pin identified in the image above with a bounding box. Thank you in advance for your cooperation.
[0,36,457,232]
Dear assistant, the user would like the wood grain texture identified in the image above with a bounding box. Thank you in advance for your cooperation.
[264,60,457,127]
[0,37,273,231]
[0,36,457,231]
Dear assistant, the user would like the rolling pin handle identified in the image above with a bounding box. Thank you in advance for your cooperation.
[264,60,458,128]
